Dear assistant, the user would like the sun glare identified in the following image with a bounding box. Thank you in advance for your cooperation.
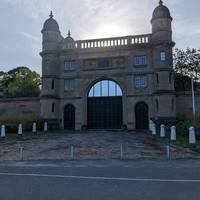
[90,24,130,39]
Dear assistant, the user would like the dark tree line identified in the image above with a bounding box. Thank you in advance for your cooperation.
[173,48,200,92]
[0,67,41,98]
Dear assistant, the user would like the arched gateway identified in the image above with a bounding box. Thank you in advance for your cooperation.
[64,104,75,130]
[40,2,177,131]
[135,102,149,130]
[87,80,123,129]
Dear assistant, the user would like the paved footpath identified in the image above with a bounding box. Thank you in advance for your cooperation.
[0,160,200,200]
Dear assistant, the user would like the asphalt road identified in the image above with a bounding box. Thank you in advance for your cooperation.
[0,160,200,200]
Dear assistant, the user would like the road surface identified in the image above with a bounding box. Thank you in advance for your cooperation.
[0,160,200,200]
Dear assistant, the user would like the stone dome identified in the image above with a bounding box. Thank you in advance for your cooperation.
[152,0,172,21]
[61,30,76,49]
[42,11,60,32]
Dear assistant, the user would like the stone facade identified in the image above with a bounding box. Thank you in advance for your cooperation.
[40,1,177,130]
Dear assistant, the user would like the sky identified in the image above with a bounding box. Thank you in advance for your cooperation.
[0,0,200,74]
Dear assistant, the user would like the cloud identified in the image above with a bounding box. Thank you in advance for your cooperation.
[1,0,200,73]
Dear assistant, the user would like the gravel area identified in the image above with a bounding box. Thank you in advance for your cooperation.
[0,131,199,161]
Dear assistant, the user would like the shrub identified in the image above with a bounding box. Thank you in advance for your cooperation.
[0,114,43,133]
[177,113,200,139]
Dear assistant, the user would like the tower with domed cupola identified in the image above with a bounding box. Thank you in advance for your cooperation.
[40,11,62,125]
[151,0,176,122]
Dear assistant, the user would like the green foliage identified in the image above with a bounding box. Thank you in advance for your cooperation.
[0,66,41,98]
[0,114,43,133]
[176,114,200,139]
[173,48,200,92]
[0,71,5,76]
[174,74,192,92]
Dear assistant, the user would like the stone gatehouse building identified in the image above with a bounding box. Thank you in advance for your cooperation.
[40,1,176,130]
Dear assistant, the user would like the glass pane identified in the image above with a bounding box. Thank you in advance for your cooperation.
[135,76,147,88]
[89,88,94,97]
[109,81,116,96]
[160,52,166,61]
[94,82,101,97]
[134,56,146,65]
[64,80,69,90]
[70,80,75,90]
[88,80,122,97]
[102,80,109,96]
[116,85,122,96]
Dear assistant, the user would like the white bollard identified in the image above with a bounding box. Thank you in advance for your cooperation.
[44,121,48,132]
[170,126,176,141]
[32,122,37,133]
[149,120,154,132]
[1,125,5,138]
[189,126,196,145]
[160,124,165,138]
[152,123,156,135]
[18,124,22,135]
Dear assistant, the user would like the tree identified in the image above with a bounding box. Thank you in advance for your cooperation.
[0,71,5,76]
[0,67,41,98]
[186,48,200,81]
[173,48,200,92]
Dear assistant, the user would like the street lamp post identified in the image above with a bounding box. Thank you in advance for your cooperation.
[191,78,196,117]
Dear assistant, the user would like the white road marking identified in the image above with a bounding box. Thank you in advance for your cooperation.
[0,172,200,183]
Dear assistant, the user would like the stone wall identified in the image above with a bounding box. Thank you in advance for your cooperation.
[176,92,200,118]
[0,93,199,122]
[0,97,41,116]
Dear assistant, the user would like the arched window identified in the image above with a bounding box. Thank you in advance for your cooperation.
[88,80,122,97]
[87,80,123,129]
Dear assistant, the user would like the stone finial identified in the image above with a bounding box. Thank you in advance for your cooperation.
[68,30,71,37]
[49,10,54,18]
[159,0,163,5]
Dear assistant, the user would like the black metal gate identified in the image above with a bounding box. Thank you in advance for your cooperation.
[64,104,75,130]
[87,96,123,129]
[135,102,149,130]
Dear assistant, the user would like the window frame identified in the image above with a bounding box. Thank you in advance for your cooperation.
[134,75,148,88]
[160,51,166,62]
[64,79,75,91]
[134,55,147,67]
[64,60,76,71]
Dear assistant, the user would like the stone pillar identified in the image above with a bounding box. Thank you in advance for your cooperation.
[18,124,23,135]
[152,123,156,135]
[189,126,196,145]
[170,126,176,141]
[1,125,5,138]
[32,123,37,133]
[160,124,165,137]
